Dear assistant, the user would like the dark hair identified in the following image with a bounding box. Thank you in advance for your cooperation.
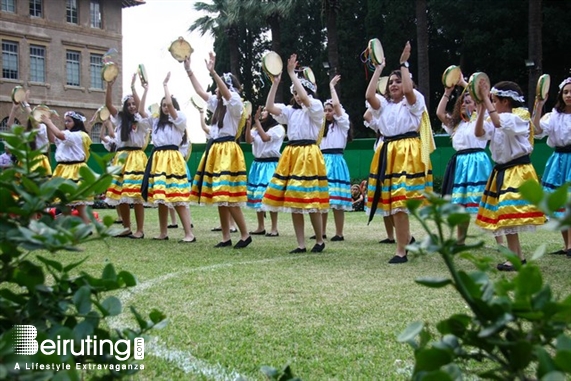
[68,111,87,133]
[450,91,471,128]
[384,70,417,101]
[322,116,353,143]
[211,74,242,128]
[260,111,279,132]
[156,96,180,130]
[119,96,137,142]
[492,81,524,109]
[554,81,571,113]
[26,119,37,151]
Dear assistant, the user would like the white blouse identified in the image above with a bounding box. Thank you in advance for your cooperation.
[370,90,426,137]
[36,123,50,154]
[110,113,150,149]
[54,130,88,162]
[273,97,324,141]
[147,111,187,148]
[251,125,286,158]
[536,110,571,148]
[442,119,487,151]
[477,112,532,164]
[319,109,350,150]
[206,92,243,139]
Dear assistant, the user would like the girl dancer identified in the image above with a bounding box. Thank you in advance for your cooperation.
[246,106,285,237]
[185,53,251,249]
[262,54,329,253]
[139,72,196,243]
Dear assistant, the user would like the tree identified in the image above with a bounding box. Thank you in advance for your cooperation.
[323,0,341,84]
[527,0,542,110]
[416,0,430,109]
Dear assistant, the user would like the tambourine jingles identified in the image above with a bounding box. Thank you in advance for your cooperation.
[168,37,193,62]
[467,72,490,103]
[261,51,283,79]
[101,62,119,82]
[441,65,462,88]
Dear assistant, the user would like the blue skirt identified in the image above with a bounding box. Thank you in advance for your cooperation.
[323,153,352,211]
[450,151,493,214]
[247,160,279,210]
[541,152,571,218]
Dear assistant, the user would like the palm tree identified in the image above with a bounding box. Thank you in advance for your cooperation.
[323,0,341,85]
[189,0,245,80]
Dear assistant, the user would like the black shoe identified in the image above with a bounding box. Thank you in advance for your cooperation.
[214,240,232,248]
[211,227,222,232]
[234,236,252,249]
[311,243,325,253]
[310,234,327,239]
[379,238,396,244]
[388,255,408,264]
[249,230,266,235]
[129,233,145,239]
[152,236,169,241]
[178,237,197,243]
[405,236,416,255]
[230,228,238,233]
[289,247,307,254]
[167,224,178,229]
[550,249,566,255]
[265,232,279,237]
[330,235,344,241]
[497,259,527,271]
[567,250,571,258]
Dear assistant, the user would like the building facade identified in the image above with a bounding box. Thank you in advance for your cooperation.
[0,0,144,142]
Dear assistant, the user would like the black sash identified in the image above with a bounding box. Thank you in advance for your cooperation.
[555,145,571,153]
[117,146,142,152]
[141,145,178,201]
[195,136,235,203]
[321,148,344,155]
[254,157,279,163]
[57,160,84,165]
[441,148,485,197]
[368,132,419,224]
[287,139,316,146]
[488,154,531,196]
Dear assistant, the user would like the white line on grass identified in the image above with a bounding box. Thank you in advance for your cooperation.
[109,255,314,380]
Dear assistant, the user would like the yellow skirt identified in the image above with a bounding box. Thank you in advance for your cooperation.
[105,150,147,205]
[366,137,433,216]
[146,150,191,206]
[262,144,329,214]
[476,163,546,235]
[31,154,52,177]
[190,141,247,206]
[53,162,94,206]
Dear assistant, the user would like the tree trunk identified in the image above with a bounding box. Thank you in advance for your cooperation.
[326,3,340,96]
[415,0,430,109]
[528,0,542,110]
[227,26,241,82]
[269,14,283,103]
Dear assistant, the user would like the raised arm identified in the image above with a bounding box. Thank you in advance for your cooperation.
[399,41,416,105]
[436,86,454,126]
[105,80,118,117]
[199,109,210,136]
[7,102,20,127]
[138,82,149,118]
[288,54,311,108]
[162,72,178,120]
[41,114,65,141]
[206,53,232,101]
[329,75,343,117]
[245,111,255,144]
[252,106,271,143]
[184,56,209,102]
[265,73,282,116]
[365,61,385,110]
[532,95,546,135]
[131,73,140,110]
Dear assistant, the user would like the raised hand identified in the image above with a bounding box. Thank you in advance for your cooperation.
[287,54,298,75]
[330,74,341,88]
[206,52,216,74]
[184,56,191,72]
[163,72,171,86]
[399,41,411,64]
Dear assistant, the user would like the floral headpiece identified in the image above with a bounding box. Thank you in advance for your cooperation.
[64,111,86,122]
[324,99,334,107]
[290,77,317,94]
[559,77,571,90]
[490,87,525,103]
[222,73,236,92]
[122,94,134,104]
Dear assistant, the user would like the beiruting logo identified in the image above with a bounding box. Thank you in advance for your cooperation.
[13,325,145,371]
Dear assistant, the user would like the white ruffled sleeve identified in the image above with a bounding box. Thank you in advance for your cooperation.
[222,92,243,119]
[498,113,529,137]
[272,104,290,125]
[334,109,350,132]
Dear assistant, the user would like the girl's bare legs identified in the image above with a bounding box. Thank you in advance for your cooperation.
[117,203,131,235]
[292,213,306,249]
[505,233,524,263]
[253,211,265,233]
[175,205,195,241]
[333,209,344,237]
[169,208,177,226]
[131,203,145,238]
[269,211,278,234]
[227,206,249,241]
[457,222,469,245]
[321,212,328,236]
[115,206,122,223]
[309,212,324,246]
[218,206,232,242]
[393,212,411,257]
[156,204,169,239]
[382,215,395,241]
[495,235,504,245]
[564,229,571,250]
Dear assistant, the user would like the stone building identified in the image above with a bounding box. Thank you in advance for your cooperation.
[0,0,144,142]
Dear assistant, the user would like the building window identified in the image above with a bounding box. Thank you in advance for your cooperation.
[91,123,102,143]
[29,0,42,17]
[66,0,78,24]
[90,53,103,89]
[1,117,20,141]
[66,50,80,86]
[30,45,45,83]
[2,41,18,79]
[90,0,101,28]
[2,0,16,13]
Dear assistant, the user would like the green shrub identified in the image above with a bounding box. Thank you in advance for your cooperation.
[0,126,166,380]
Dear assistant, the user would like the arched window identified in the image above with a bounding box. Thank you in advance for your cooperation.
[0,117,20,141]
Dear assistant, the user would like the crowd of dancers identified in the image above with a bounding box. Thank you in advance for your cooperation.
[4,41,571,271]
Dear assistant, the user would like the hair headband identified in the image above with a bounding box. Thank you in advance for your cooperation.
[64,111,86,122]
[490,87,525,103]
[324,99,333,107]
[122,94,134,104]
[222,73,236,92]
[559,77,571,90]
[290,77,317,94]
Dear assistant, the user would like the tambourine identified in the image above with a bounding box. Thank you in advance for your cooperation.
[148,103,160,118]
[536,74,550,100]
[377,76,389,95]
[11,86,26,103]
[262,51,283,78]
[32,105,57,122]
[467,72,490,103]
[442,65,462,88]
[190,94,206,112]
[302,67,316,85]
[367,38,385,65]
[168,37,193,62]
[243,101,252,118]
[101,62,119,82]
[137,64,148,85]
[96,106,110,121]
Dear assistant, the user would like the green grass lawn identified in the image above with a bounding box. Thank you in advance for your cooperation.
[58,206,571,380]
